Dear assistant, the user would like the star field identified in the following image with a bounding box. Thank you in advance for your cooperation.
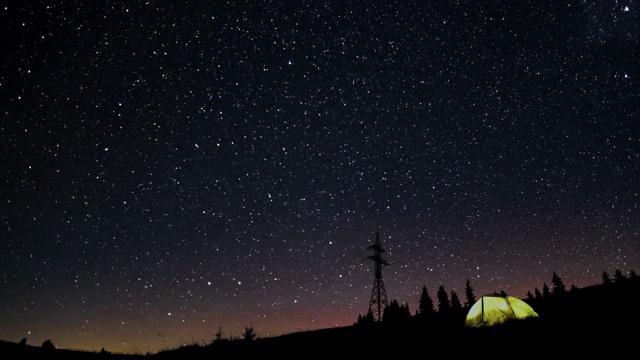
[1,0,639,355]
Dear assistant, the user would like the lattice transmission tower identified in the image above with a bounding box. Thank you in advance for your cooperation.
[367,232,389,321]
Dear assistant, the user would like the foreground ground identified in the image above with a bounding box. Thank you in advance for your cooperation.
[2,281,638,358]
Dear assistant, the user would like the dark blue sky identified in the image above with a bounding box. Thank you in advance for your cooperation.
[1,0,639,354]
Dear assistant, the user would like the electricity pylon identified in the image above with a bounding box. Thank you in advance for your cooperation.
[367,232,389,321]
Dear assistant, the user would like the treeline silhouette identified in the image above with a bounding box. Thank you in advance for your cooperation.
[3,267,639,358]
[162,266,640,357]
[356,268,640,329]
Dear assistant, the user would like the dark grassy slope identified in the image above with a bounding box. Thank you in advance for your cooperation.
[153,280,640,358]
[0,341,146,359]
[2,281,639,358]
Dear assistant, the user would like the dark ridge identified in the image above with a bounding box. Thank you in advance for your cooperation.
[4,281,636,358]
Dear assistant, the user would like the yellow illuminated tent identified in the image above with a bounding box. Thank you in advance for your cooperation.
[464,294,539,327]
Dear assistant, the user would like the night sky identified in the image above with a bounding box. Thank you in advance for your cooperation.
[1,0,639,355]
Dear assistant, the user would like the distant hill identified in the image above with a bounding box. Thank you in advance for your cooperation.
[2,280,638,358]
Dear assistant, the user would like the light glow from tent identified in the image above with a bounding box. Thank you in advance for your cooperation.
[465,295,539,327]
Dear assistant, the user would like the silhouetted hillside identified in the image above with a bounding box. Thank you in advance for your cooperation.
[2,280,638,358]
[0,340,145,359]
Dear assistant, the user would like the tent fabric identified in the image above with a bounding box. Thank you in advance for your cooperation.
[464,295,539,327]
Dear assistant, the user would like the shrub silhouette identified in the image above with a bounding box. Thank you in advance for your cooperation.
[41,340,55,350]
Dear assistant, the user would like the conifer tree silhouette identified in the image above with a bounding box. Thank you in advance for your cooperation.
[450,290,462,313]
[242,325,256,341]
[418,285,436,318]
[534,287,542,299]
[401,302,411,319]
[551,271,566,295]
[356,310,376,325]
[436,285,451,313]
[602,270,612,285]
[542,283,551,297]
[214,326,225,342]
[464,279,476,308]
[365,310,374,323]
[613,269,627,283]
[382,299,411,323]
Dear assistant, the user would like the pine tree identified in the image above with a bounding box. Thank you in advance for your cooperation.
[450,290,462,313]
[629,270,639,282]
[534,287,542,299]
[383,299,411,323]
[551,271,566,295]
[418,285,435,317]
[542,283,551,297]
[382,300,396,322]
[464,279,476,308]
[613,269,627,283]
[401,302,411,319]
[526,291,534,300]
[363,310,374,323]
[436,285,451,313]
[214,326,223,342]
[602,270,612,285]
[242,325,256,341]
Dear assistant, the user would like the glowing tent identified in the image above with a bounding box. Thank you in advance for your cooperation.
[464,294,539,327]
